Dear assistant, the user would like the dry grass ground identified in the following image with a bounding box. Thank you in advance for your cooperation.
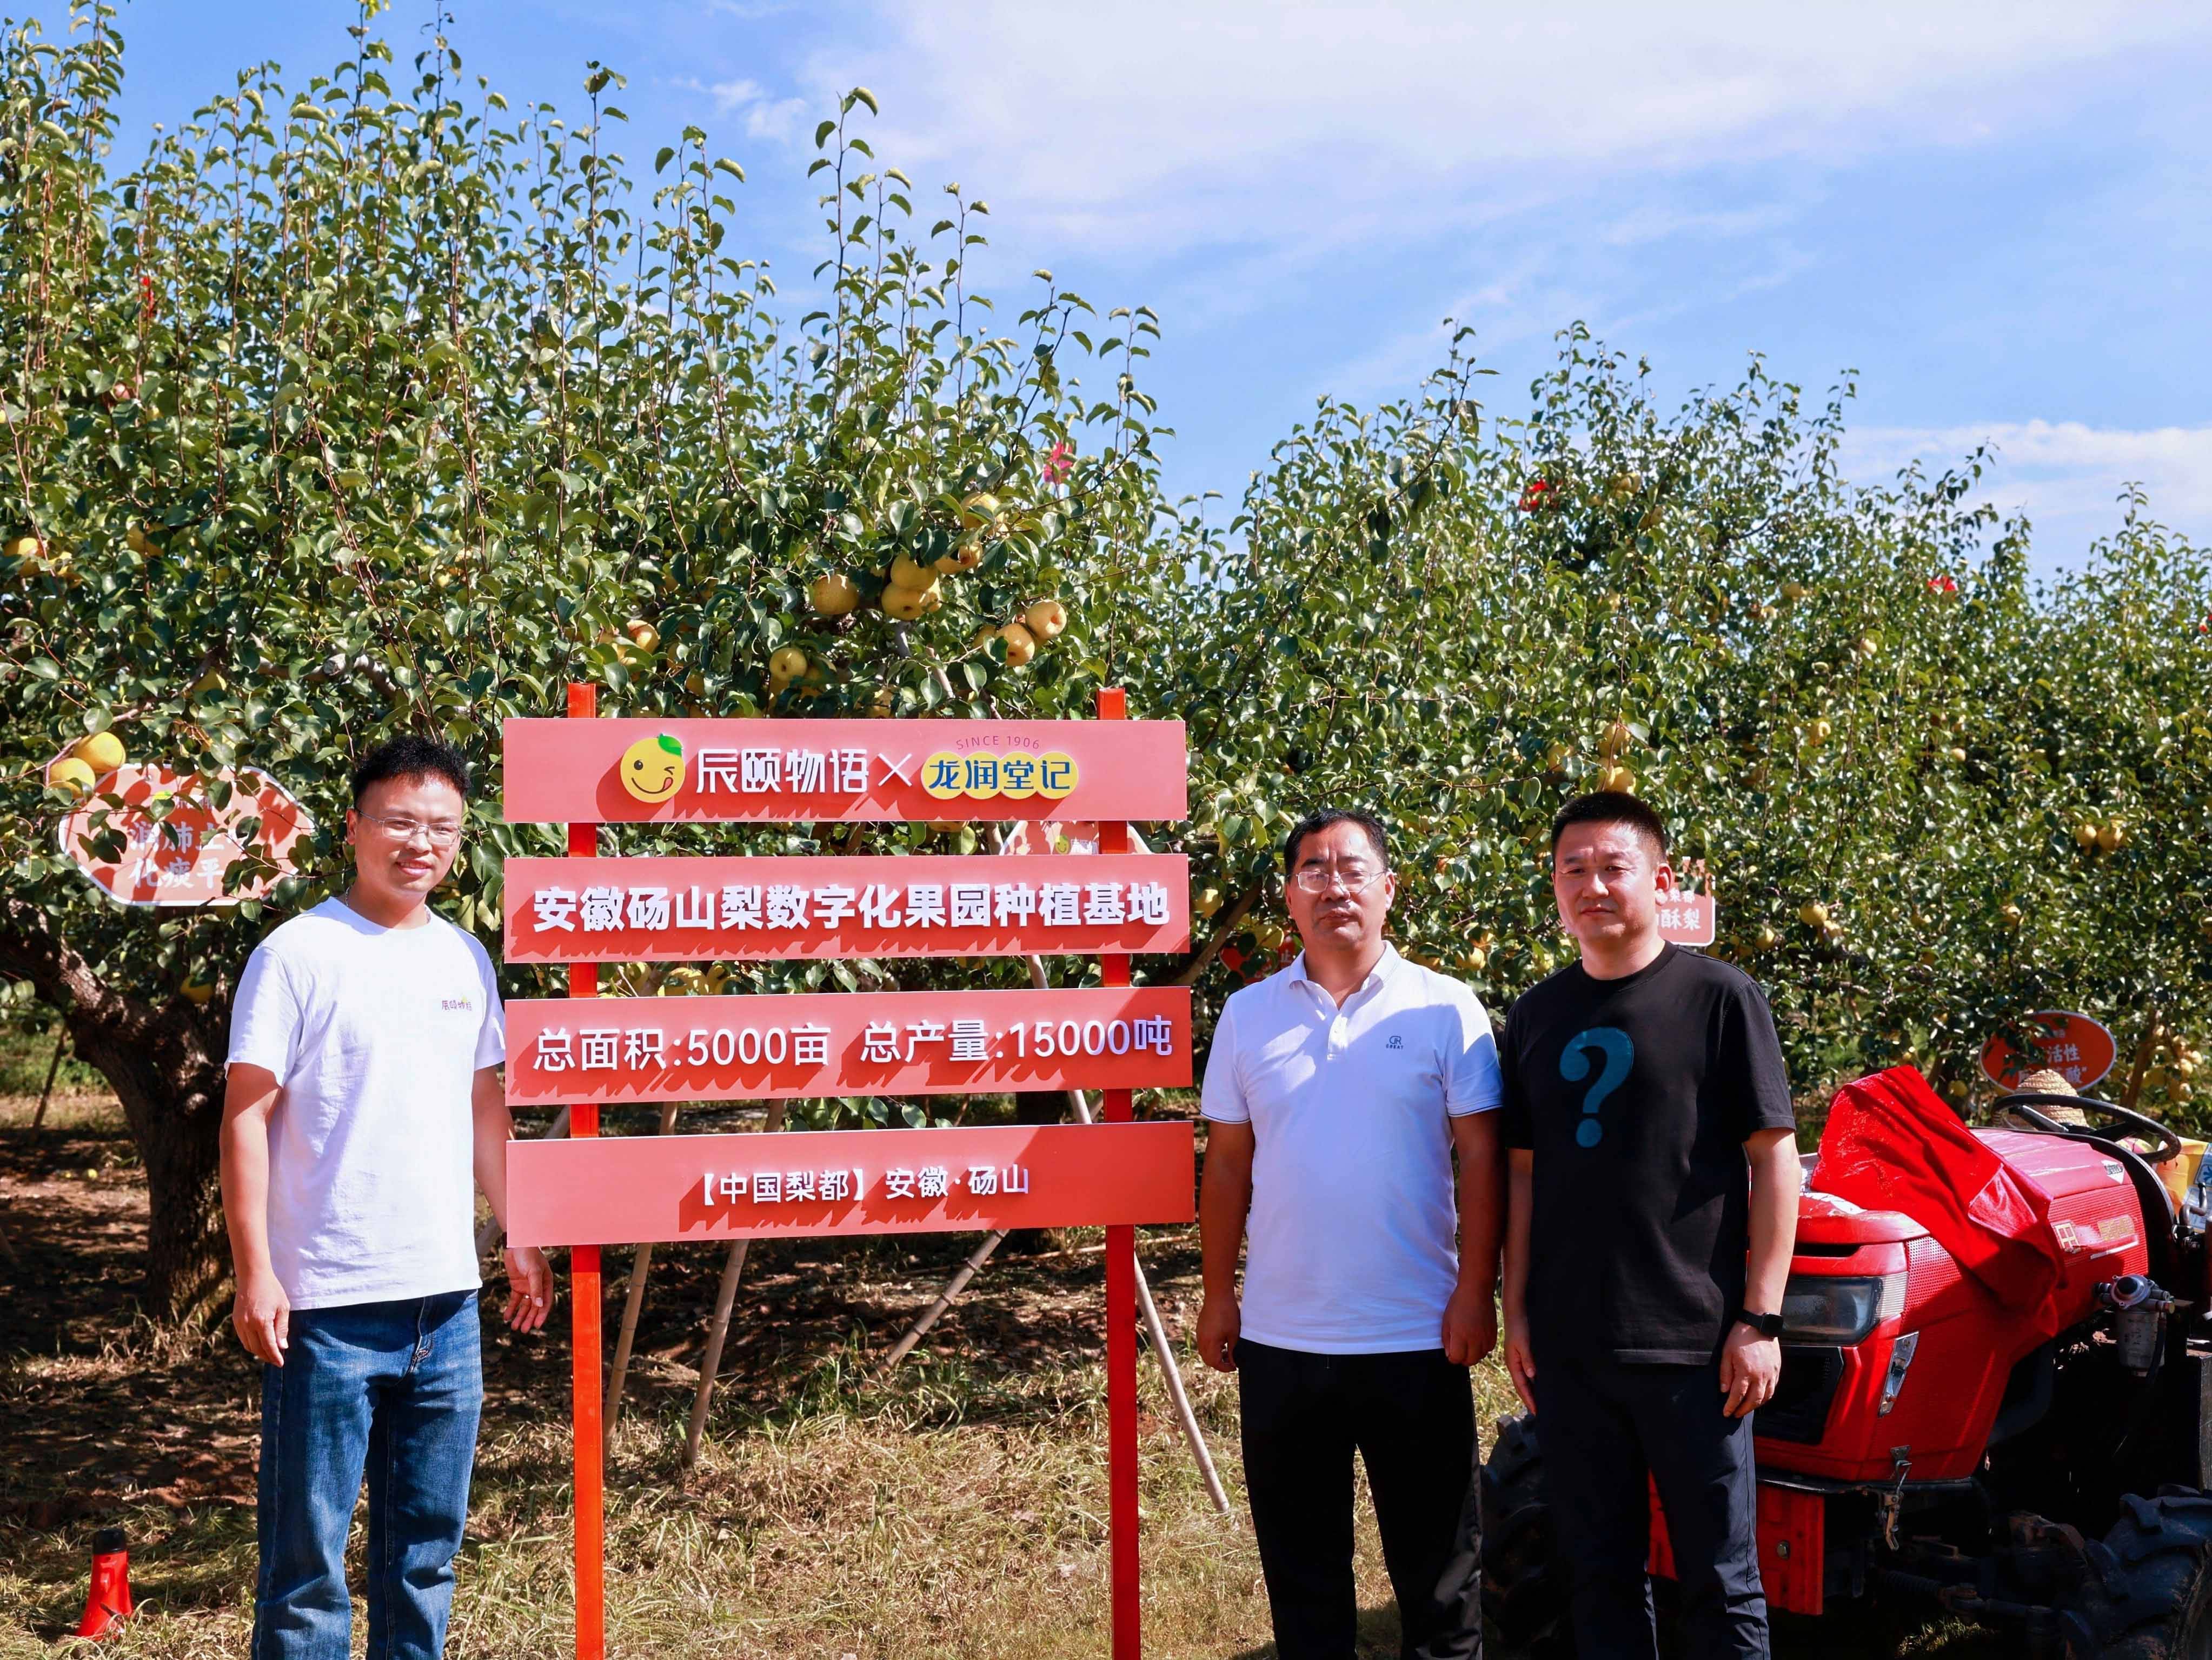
[0,1088,1997,1658]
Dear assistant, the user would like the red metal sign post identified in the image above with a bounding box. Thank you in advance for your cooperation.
[562,681,606,1660]
[1096,686,1142,1660]
[512,686,1189,1659]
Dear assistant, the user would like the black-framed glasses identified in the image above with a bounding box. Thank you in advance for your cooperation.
[356,810,463,846]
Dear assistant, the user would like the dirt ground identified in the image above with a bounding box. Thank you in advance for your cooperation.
[0,1089,1998,1658]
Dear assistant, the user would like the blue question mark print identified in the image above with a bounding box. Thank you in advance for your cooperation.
[1560,1028,1635,1148]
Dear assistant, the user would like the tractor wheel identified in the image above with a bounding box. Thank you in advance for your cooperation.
[2058,1490,2212,1658]
[1482,1411,1575,1656]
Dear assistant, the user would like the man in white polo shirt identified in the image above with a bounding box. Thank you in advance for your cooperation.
[1198,808,1504,1660]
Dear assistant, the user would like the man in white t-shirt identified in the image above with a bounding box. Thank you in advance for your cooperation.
[221,735,550,1660]
[1198,808,1504,1660]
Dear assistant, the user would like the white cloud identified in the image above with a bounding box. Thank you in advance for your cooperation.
[1842,419,2212,555]
[709,76,808,142]
[799,1,2211,257]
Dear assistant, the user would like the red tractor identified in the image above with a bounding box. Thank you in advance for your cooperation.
[1484,1071,2212,1657]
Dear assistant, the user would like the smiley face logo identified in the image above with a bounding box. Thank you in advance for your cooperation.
[619,734,685,804]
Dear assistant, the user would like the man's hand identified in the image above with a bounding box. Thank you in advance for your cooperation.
[1195,1292,1240,1372]
[1503,1311,1538,1415]
[1720,1323,1782,1417]
[1443,1282,1497,1368]
[233,1269,290,1366]
[502,1246,553,1332]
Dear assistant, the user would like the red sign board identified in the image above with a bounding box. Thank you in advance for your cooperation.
[1981,1010,2117,1092]
[501,717,1187,824]
[507,690,1174,1660]
[1657,886,1717,947]
[52,763,315,907]
[506,1121,1195,1249]
[505,985,1192,1106]
[503,853,1189,963]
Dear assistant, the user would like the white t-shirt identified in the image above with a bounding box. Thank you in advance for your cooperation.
[227,897,505,1310]
[1201,946,1504,1354]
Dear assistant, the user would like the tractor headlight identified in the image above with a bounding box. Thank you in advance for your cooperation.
[1779,1274,1905,1344]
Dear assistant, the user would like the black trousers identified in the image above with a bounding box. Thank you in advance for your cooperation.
[1235,1339,1482,1660]
[1530,1355,1768,1659]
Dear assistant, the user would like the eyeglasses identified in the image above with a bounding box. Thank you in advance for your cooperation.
[356,810,463,846]
[1290,864,1388,896]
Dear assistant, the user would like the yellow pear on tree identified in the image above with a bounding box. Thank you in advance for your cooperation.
[49,756,96,797]
[888,553,936,591]
[1023,597,1068,641]
[809,572,860,616]
[879,583,928,621]
[74,731,126,774]
[769,646,808,683]
[998,621,1038,666]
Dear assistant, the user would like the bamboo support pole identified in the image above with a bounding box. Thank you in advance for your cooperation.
[30,1027,65,1131]
[602,1099,681,1458]
[879,1228,1006,1370]
[682,1100,785,1472]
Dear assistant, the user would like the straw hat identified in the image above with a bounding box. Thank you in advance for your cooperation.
[2012,1068,2088,1125]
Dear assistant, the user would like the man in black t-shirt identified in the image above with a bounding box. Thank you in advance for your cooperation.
[1499,792,1798,1659]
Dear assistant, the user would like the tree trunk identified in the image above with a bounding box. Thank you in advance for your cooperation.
[0,896,230,1321]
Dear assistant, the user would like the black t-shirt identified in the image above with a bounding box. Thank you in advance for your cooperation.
[1500,944,1796,1365]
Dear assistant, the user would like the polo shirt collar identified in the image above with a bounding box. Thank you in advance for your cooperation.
[1287,943,1402,1001]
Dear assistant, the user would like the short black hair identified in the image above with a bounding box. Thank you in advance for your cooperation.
[1284,808,1389,873]
[352,735,470,806]
[1550,791,1668,860]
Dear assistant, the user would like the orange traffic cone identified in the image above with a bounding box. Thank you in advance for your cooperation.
[74,1526,132,1638]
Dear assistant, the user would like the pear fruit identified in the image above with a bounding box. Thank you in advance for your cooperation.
[1024,598,1068,642]
[810,573,861,616]
[74,731,127,774]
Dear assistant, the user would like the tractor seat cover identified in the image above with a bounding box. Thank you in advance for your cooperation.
[1809,1066,2067,1333]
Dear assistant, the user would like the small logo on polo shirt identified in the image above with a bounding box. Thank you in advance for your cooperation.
[440,996,475,1013]
[1385,1034,1405,1050]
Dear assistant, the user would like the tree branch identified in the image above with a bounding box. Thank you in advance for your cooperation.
[1167,877,1265,988]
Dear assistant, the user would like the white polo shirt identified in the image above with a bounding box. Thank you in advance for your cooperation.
[1201,945,1504,1354]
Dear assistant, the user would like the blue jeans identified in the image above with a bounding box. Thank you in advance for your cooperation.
[253,1291,483,1660]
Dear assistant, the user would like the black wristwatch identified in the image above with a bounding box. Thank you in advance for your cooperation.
[1733,1307,1784,1338]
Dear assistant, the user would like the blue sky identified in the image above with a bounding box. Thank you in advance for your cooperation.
[91,1,2212,570]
